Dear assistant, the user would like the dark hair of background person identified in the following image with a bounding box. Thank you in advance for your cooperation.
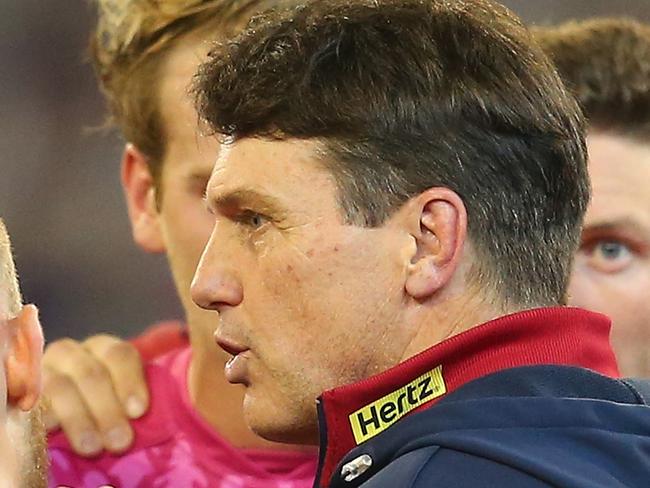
[535,18,650,141]
[194,0,589,308]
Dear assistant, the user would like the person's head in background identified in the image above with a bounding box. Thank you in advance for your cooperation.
[0,219,46,487]
[91,0,286,356]
[537,19,650,377]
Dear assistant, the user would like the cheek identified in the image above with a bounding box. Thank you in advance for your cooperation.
[248,241,347,355]
[567,267,599,310]
[251,236,401,385]
[608,269,650,338]
[569,253,628,312]
[256,240,354,327]
[162,198,213,264]
[158,199,215,311]
[255,249,321,342]
[569,262,650,335]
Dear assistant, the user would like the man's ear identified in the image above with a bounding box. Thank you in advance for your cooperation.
[5,305,43,411]
[121,144,166,253]
[404,188,467,300]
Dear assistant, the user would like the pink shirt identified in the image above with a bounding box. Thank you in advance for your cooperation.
[48,347,318,488]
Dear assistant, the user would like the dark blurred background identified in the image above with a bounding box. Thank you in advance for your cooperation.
[2,0,649,341]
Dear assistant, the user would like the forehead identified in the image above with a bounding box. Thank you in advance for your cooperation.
[157,34,218,175]
[159,34,210,126]
[208,138,339,211]
[585,132,650,225]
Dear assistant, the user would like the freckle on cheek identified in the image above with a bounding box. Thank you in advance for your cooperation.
[306,249,315,257]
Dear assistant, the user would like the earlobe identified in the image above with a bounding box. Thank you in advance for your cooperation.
[121,144,166,254]
[5,305,43,412]
[404,189,467,300]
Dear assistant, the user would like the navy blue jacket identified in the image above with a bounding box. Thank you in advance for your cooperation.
[328,365,650,487]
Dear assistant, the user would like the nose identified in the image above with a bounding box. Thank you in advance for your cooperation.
[191,232,244,311]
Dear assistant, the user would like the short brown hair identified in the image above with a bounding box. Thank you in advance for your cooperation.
[90,0,286,186]
[195,0,589,307]
[535,18,650,140]
[0,219,22,319]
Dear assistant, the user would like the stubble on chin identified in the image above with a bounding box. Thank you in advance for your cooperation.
[20,405,48,488]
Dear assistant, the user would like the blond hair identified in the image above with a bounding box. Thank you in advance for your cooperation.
[0,219,22,319]
[90,0,286,185]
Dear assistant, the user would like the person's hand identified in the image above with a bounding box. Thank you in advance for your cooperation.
[43,334,149,457]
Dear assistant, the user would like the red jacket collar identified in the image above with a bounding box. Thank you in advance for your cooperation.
[315,307,619,487]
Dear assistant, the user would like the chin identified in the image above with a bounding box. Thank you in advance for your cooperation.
[5,407,47,488]
[243,395,319,445]
[250,421,320,446]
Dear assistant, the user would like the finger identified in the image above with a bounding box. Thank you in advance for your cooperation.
[43,367,103,457]
[83,334,150,419]
[44,339,134,454]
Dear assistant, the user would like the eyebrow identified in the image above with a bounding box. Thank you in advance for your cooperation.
[187,172,211,188]
[206,188,286,217]
[188,170,212,180]
[583,218,650,240]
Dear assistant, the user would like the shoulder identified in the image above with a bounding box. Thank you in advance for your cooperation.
[48,353,184,486]
[131,320,189,362]
[49,349,184,451]
[342,366,650,487]
[363,446,553,488]
[48,444,165,488]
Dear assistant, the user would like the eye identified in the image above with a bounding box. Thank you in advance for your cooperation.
[583,239,633,274]
[237,210,270,230]
[196,181,209,197]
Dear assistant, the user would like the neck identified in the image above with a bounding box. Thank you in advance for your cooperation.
[399,291,510,363]
[187,329,311,451]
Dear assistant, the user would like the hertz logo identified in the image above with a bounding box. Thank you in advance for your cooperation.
[349,365,446,444]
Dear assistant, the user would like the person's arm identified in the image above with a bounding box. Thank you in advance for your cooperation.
[43,321,187,457]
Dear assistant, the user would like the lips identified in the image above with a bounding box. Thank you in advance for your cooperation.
[215,335,248,357]
[215,332,251,384]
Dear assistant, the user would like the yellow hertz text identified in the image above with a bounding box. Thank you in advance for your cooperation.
[349,365,446,444]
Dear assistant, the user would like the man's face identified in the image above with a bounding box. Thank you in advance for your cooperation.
[192,138,412,443]
[153,36,220,348]
[0,285,46,487]
[1,406,46,488]
[568,132,650,377]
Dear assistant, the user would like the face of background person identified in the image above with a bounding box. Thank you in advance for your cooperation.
[569,132,650,377]
[0,223,47,487]
[191,138,418,444]
[123,33,223,358]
